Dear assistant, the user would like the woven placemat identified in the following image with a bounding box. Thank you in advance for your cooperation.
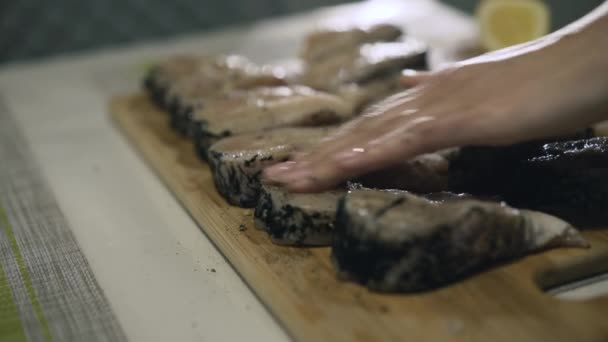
[0,98,127,342]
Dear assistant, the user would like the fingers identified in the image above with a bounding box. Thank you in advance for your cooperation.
[263,72,455,193]
[264,129,426,192]
[264,128,381,191]
[263,115,437,192]
[400,69,433,87]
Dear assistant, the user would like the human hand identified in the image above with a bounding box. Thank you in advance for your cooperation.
[264,25,608,192]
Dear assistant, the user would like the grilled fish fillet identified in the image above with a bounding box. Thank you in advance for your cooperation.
[255,184,345,245]
[193,86,352,159]
[333,189,587,292]
[301,38,427,91]
[299,24,403,63]
[207,126,335,207]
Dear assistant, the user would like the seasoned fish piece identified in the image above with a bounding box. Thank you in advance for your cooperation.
[252,184,471,247]
[170,64,303,137]
[526,136,608,168]
[357,148,458,193]
[143,54,285,113]
[254,185,345,245]
[172,89,252,138]
[449,135,608,226]
[143,55,211,107]
[207,126,334,207]
[166,63,285,136]
[193,86,353,159]
[301,38,427,91]
[299,24,402,63]
[166,63,286,116]
[333,189,587,293]
[512,137,608,226]
[448,130,594,194]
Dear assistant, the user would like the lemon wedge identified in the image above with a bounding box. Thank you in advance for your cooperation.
[476,0,551,51]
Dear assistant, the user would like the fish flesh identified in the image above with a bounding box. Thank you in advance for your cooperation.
[143,55,286,119]
[193,86,352,160]
[332,189,587,292]
[174,73,401,139]
[167,61,286,115]
[301,38,427,91]
[299,24,403,63]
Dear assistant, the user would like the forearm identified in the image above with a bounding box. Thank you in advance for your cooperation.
[552,2,608,129]
[556,0,608,36]
[462,2,608,131]
[463,1,608,65]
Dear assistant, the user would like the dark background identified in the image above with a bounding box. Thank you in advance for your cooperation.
[0,0,603,65]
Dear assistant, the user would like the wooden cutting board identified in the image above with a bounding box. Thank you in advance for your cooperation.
[110,94,608,342]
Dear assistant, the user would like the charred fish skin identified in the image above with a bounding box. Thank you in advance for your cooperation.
[142,60,204,125]
[192,122,208,161]
[332,190,586,293]
[207,151,257,207]
[254,185,341,246]
[165,94,203,137]
[332,192,526,292]
[182,90,253,142]
[255,185,344,245]
[170,105,202,138]
[178,89,256,139]
[143,67,169,109]
[207,149,283,208]
[448,130,595,195]
[526,136,608,168]
[512,138,608,226]
[142,55,206,110]
[193,121,230,161]
[450,135,608,226]
[169,106,191,137]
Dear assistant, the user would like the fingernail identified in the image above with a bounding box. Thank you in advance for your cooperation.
[279,165,313,183]
[264,161,296,179]
[401,69,419,78]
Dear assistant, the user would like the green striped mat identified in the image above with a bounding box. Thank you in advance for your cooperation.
[0,98,126,342]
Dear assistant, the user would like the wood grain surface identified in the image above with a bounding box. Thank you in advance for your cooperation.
[110,94,608,342]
